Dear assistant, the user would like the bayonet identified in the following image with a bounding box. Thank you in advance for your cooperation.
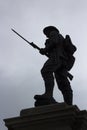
[11,28,40,50]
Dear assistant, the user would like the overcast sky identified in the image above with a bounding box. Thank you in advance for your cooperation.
[0,0,87,130]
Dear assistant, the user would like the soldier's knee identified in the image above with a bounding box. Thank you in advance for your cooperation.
[41,67,54,80]
[41,67,48,78]
[41,68,45,76]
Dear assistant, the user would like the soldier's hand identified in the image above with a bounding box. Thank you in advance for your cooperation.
[39,48,46,55]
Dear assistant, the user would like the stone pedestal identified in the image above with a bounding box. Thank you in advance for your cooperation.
[4,103,87,130]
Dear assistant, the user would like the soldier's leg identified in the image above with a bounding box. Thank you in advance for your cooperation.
[41,67,54,98]
[41,59,59,98]
[55,72,73,105]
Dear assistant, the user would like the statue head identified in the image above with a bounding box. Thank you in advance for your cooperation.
[43,26,59,37]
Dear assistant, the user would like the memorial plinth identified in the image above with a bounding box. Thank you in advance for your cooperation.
[4,103,87,130]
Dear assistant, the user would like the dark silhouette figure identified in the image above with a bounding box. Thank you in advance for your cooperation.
[34,26,77,106]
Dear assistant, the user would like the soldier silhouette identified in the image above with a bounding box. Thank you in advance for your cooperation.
[35,26,77,105]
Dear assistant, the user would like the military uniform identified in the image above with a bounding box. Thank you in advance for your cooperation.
[40,26,74,105]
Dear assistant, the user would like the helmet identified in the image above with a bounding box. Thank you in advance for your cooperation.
[43,26,59,36]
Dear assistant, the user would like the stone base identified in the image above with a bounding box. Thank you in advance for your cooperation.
[4,103,87,130]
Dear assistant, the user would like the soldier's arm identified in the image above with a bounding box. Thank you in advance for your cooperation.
[40,38,56,55]
[40,31,61,55]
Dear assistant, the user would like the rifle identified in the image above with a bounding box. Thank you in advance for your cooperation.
[11,29,41,50]
[11,29,49,57]
[11,28,73,80]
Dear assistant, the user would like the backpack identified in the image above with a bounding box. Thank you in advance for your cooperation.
[64,35,77,71]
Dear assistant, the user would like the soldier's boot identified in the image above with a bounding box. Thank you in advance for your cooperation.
[34,75,57,105]
[37,77,54,99]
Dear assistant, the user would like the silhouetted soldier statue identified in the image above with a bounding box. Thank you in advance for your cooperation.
[34,26,77,106]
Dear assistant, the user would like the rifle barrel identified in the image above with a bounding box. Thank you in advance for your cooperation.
[11,28,40,50]
[11,28,49,57]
